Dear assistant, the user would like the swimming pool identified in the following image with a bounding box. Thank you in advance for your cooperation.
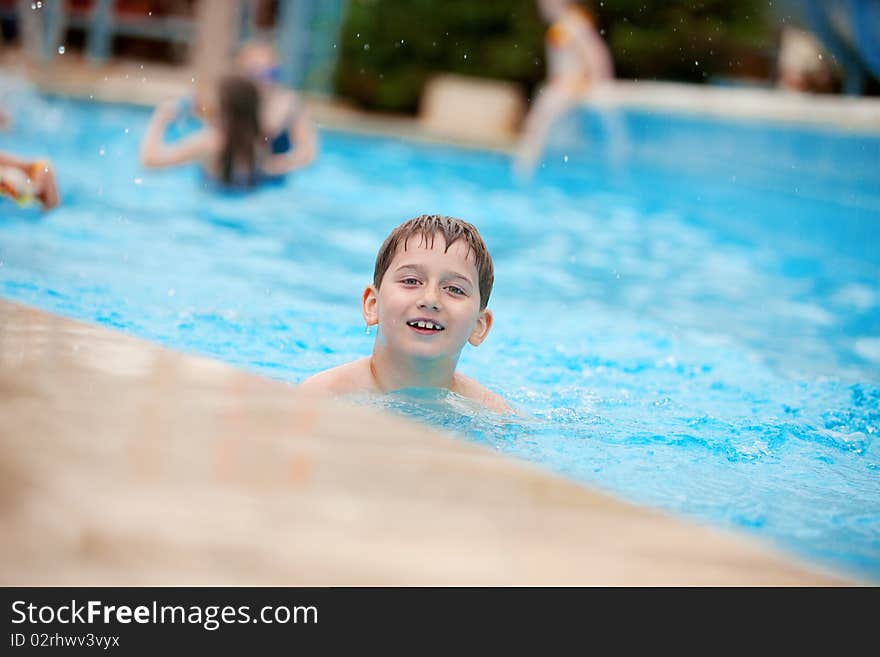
[1,85,878,582]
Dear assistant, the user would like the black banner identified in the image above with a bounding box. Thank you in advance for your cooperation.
[1,587,874,653]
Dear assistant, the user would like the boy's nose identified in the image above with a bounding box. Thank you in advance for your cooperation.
[418,288,441,311]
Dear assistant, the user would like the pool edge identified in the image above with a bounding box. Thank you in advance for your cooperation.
[0,298,859,586]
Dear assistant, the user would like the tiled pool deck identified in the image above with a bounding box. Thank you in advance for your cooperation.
[1,54,874,585]
[0,300,851,585]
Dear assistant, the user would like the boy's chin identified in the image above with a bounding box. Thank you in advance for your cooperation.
[401,346,449,360]
[397,340,456,361]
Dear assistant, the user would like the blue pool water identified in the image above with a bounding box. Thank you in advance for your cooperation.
[1,82,879,581]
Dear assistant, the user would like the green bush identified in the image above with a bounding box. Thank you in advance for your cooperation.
[334,0,774,114]
[334,0,545,113]
[599,1,774,82]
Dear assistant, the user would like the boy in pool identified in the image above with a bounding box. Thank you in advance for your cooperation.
[299,215,512,414]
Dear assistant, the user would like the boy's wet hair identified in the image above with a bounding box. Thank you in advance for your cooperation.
[373,214,494,309]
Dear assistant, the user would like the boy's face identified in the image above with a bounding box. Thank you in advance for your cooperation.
[363,233,492,362]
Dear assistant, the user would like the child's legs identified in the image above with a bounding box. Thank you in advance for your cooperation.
[515,84,579,176]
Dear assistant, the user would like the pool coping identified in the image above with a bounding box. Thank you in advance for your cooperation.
[3,53,879,156]
[0,298,858,585]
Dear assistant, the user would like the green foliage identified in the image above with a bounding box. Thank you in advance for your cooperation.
[334,0,775,114]
[334,0,545,113]
[597,1,774,81]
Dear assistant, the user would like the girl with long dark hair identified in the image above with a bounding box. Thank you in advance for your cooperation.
[140,74,270,189]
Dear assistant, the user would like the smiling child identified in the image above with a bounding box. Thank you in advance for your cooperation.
[299,214,512,414]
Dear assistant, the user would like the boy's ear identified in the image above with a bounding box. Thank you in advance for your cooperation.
[468,308,493,347]
[362,284,379,326]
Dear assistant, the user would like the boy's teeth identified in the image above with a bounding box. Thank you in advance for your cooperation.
[409,320,442,330]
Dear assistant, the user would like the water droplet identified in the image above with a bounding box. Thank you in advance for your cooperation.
[124,128,129,134]
[98,147,105,156]
[563,154,568,162]
[363,43,370,50]
[818,53,823,60]
[57,46,65,55]
[463,53,467,59]
[133,177,142,185]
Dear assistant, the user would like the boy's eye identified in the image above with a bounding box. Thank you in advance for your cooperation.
[446,285,466,296]
[401,277,420,285]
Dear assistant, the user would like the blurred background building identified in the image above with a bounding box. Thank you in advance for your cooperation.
[2,1,877,110]
[0,0,347,94]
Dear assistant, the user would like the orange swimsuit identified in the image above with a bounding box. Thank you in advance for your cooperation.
[545,6,611,94]
[545,5,593,48]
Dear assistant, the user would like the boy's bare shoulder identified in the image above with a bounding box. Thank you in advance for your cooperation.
[452,372,514,415]
[298,358,375,395]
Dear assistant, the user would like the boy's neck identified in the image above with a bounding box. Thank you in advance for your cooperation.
[369,346,460,393]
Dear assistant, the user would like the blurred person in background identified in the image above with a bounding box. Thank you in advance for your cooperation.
[776,25,838,93]
[0,151,59,211]
[514,0,620,178]
[140,74,273,190]
[234,39,318,177]
[0,105,58,210]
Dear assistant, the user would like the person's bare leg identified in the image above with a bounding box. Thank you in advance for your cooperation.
[513,84,577,180]
[579,82,625,170]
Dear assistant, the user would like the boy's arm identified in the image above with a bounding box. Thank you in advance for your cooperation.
[480,389,515,415]
[298,358,373,396]
[453,373,516,415]
[297,368,338,395]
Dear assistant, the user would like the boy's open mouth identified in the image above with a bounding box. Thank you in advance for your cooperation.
[406,319,445,332]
